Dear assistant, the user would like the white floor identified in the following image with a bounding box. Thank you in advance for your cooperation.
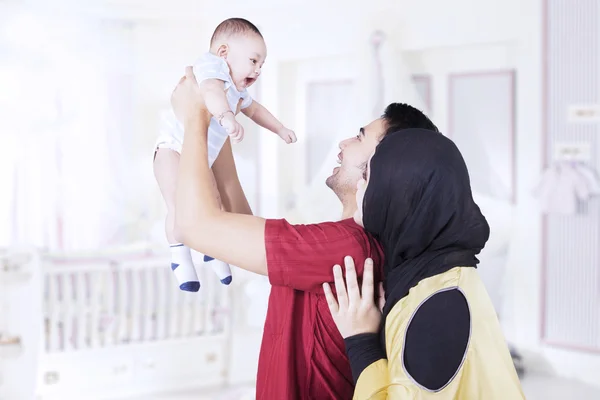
[119,385,255,400]
[521,374,600,400]
[122,374,600,400]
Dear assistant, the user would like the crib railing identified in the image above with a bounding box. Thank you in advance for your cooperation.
[43,254,230,353]
[1,248,233,400]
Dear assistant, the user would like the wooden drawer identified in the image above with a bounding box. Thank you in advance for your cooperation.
[131,337,227,390]
[37,348,134,397]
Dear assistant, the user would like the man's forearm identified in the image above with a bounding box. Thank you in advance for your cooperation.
[175,111,220,238]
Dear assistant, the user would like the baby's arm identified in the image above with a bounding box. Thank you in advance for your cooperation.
[199,79,229,118]
[242,101,296,144]
[199,79,244,141]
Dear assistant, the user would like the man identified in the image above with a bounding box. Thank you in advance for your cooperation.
[171,67,438,399]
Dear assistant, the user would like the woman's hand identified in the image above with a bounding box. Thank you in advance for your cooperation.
[322,256,382,339]
[377,281,385,313]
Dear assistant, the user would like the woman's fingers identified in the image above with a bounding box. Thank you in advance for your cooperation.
[343,256,360,307]
[322,282,339,315]
[332,264,348,310]
[361,258,375,305]
[377,282,385,312]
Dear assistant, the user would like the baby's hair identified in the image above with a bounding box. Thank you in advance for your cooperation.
[210,18,263,47]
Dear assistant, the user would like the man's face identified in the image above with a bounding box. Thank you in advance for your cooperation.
[326,118,386,203]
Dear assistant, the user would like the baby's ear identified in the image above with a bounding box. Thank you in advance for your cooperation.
[217,44,228,58]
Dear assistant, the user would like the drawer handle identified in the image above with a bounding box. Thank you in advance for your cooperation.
[0,335,21,346]
[45,371,60,385]
[205,353,217,363]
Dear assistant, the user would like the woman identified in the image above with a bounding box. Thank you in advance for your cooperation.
[323,128,525,399]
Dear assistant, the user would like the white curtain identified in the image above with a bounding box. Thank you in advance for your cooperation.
[1,12,135,251]
[0,52,62,249]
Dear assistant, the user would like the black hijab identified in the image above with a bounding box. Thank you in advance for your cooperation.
[362,128,490,320]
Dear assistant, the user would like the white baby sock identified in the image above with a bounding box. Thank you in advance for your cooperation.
[170,244,200,292]
[203,254,233,285]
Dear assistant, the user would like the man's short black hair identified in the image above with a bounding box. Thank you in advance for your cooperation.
[381,103,438,136]
[210,18,263,46]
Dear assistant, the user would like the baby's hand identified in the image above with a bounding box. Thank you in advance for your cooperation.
[221,113,245,143]
[278,127,297,144]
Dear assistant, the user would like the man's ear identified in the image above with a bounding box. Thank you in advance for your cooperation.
[217,44,229,58]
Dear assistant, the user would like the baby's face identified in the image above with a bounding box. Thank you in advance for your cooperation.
[225,34,267,91]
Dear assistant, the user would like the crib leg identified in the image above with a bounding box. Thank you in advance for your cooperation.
[0,250,43,400]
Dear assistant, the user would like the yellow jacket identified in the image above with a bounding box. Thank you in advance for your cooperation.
[354,267,525,400]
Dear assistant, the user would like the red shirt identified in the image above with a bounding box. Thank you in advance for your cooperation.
[256,218,383,400]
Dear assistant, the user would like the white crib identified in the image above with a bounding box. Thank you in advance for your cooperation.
[0,247,232,400]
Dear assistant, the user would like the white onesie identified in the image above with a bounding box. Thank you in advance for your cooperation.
[155,52,253,166]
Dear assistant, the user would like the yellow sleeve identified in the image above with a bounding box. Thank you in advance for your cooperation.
[353,359,414,399]
[353,303,417,400]
[353,359,388,399]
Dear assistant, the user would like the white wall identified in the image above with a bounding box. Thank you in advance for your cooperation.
[398,0,520,50]
[505,0,600,387]
[404,43,516,131]
[277,56,362,220]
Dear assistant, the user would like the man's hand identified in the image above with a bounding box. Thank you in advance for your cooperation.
[171,66,210,127]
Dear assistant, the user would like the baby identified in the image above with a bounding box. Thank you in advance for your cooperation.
[154,18,296,292]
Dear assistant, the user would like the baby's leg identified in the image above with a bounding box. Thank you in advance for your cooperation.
[153,148,200,292]
[200,171,233,285]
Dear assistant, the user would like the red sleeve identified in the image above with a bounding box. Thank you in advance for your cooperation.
[265,218,383,293]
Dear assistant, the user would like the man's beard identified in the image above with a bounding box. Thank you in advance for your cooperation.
[325,174,335,190]
[326,173,349,203]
